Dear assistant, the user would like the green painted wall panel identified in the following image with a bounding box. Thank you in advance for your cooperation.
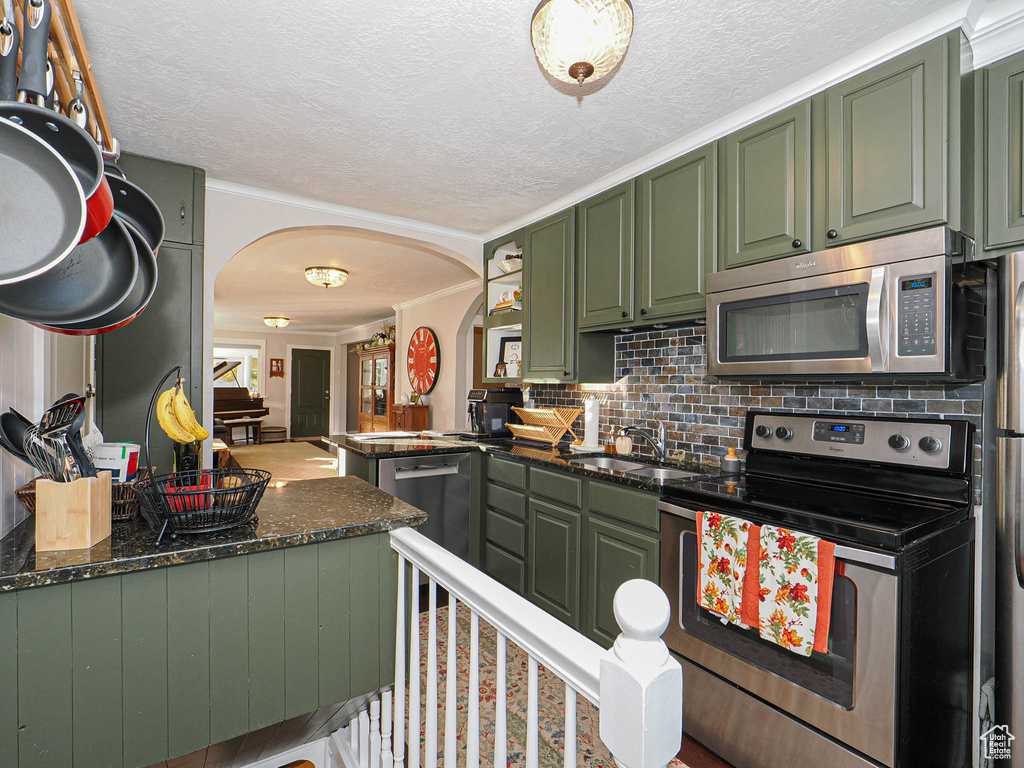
[122,567,169,767]
[349,534,381,696]
[284,545,320,718]
[378,534,399,684]
[318,538,351,707]
[0,592,16,768]
[18,583,72,768]
[248,550,286,730]
[72,576,124,768]
[167,562,211,758]
[209,556,250,744]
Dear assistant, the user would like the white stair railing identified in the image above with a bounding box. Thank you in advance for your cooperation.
[334,527,682,768]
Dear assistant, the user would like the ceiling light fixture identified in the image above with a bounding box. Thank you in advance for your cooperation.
[531,0,634,86]
[304,266,349,289]
[263,317,290,328]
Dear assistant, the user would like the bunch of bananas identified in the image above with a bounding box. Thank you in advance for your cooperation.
[156,379,210,443]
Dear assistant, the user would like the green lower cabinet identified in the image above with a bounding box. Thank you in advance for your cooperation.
[527,498,581,628]
[484,542,527,595]
[984,50,1024,251]
[583,515,660,648]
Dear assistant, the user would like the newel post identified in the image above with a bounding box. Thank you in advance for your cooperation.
[599,579,682,768]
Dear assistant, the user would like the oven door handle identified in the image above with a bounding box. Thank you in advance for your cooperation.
[658,501,897,571]
[866,266,888,373]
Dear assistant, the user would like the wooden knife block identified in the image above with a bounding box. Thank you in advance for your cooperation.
[35,472,112,552]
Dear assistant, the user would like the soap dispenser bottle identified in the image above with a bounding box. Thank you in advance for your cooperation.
[721,446,741,475]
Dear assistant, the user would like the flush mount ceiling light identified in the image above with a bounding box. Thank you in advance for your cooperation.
[531,0,634,86]
[263,317,290,328]
[304,266,349,289]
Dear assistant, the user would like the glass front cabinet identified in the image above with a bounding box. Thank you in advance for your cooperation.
[357,344,394,432]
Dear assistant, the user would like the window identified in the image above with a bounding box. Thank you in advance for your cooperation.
[214,345,261,395]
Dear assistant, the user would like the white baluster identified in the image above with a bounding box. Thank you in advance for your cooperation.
[444,592,458,768]
[426,580,438,768]
[394,559,407,768]
[350,715,359,752]
[564,685,576,768]
[468,610,480,768]
[382,690,395,768]
[494,632,507,768]
[527,655,539,768]
[370,697,382,768]
[409,566,421,768]
[360,707,371,768]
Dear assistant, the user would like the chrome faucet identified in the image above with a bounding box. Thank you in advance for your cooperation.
[617,419,667,461]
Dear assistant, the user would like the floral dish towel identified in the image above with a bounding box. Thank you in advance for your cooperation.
[697,511,752,626]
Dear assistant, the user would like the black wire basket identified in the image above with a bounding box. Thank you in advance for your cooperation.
[136,466,271,541]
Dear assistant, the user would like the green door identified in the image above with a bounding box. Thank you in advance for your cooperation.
[527,498,581,628]
[638,143,717,321]
[523,208,576,381]
[578,181,635,328]
[290,348,331,438]
[583,515,659,648]
[823,35,950,245]
[984,51,1024,250]
[722,101,811,268]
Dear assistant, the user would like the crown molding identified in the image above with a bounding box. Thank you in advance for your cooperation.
[336,317,397,344]
[392,279,481,311]
[206,178,483,244]
[214,325,345,338]
[483,0,1024,241]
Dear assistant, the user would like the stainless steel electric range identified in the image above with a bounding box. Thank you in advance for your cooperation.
[660,410,975,768]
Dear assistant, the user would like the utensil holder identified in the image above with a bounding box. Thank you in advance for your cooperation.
[35,471,112,552]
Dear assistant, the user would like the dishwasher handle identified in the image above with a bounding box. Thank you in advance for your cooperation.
[393,464,461,480]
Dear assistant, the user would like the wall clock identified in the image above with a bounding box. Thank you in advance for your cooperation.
[407,326,440,394]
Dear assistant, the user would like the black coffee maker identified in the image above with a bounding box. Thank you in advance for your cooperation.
[464,387,523,440]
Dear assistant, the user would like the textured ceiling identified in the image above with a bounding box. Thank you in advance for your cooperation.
[78,0,957,233]
[214,228,478,333]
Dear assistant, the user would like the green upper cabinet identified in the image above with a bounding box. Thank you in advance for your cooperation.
[578,181,635,328]
[821,33,958,246]
[722,101,811,268]
[983,50,1024,251]
[638,143,717,320]
[118,152,205,246]
[523,208,576,381]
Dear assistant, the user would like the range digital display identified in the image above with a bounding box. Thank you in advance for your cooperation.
[830,424,848,432]
[901,277,933,291]
[813,420,866,444]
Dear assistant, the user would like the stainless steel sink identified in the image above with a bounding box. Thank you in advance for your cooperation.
[625,466,702,482]
[568,456,648,472]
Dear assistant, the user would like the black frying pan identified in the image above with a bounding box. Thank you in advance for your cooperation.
[0,411,31,464]
[0,1,87,284]
[37,218,159,335]
[0,215,139,323]
[105,172,165,255]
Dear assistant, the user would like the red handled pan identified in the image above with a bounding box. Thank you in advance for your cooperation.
[0,0,109,245]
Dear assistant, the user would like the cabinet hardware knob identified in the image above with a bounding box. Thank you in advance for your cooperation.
[180,201,187,225]
[826,229,838,239]
[792,239,802,248]
[563,371,570,377]
[621,310,628,318]
[640,308,648,315]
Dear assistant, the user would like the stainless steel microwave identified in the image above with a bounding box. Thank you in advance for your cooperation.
[705,228,988,381]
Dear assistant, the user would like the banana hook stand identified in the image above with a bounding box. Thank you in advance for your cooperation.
[143,365,181,542]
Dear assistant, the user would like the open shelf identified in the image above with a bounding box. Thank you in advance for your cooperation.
[484,311,523,330]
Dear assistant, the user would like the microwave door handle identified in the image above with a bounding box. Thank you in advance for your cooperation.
[866,267,888,372]
[1013,276,1024,433]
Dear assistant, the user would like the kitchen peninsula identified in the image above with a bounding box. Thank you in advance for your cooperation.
[0,476,425,768]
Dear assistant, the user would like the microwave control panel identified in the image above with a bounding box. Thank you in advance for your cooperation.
[897,273,937,356]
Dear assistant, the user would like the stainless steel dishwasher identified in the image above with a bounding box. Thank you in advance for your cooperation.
[378,452,471,562]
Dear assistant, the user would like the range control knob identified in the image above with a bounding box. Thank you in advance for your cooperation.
[918,436,942,454]
[775,426,794,440]
[887,433,911,452]
[754,425,772,438]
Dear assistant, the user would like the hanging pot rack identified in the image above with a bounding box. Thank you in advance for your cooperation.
[9,0,115,155]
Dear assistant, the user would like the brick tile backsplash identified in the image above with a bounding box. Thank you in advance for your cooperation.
[528,326,984,498]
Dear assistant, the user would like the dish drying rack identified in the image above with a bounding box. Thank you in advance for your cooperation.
[507,406,583,446]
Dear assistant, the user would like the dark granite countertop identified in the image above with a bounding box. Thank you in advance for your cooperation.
[0,475,427,592]
[323,433,720,493]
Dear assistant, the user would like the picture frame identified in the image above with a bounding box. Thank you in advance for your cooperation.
[270,358,284,378]
[498,336,522,366]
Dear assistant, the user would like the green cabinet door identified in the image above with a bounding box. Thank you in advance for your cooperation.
[578,181,635,327]
[583,515,659,648]
[523,208,576,380]
[984,51,1024,250]
[638,143,717,321]
[823,35,951,245]
[118,152,205,246]
[527,498,581,628]
[722,101,811,268]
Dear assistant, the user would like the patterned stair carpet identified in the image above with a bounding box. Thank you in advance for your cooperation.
[413,601,688,768]
[228,441,337,481]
